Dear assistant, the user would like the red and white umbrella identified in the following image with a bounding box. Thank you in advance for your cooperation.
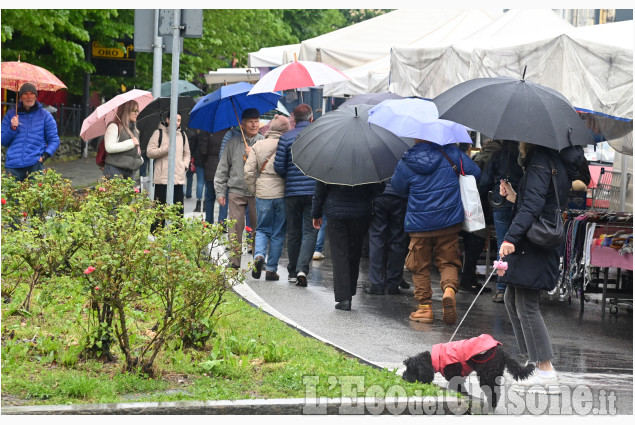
[1,60,67,93]
[80,89,153,141]
[248,60,350,95]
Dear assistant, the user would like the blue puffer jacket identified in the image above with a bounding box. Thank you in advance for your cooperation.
[273,121,315,197]
[1,102,60,168]
[391,142,481,232]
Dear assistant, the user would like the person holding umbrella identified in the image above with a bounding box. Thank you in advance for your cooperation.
[1,83,60,181]
[103,100,144,180]
[214,108,263,269]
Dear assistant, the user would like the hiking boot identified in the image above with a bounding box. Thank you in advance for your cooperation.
[265,271,280,281]
[409,304,433,323]
[194,200,202,212]
[510,369,561,395]
[252,256,264,279]
[288,271,297,283]
[492,289,505,303]
[442,288,457,325]
[296,271,307,287]
[335,299,351,311]
[313,251,324,260]
[364,285,385,295]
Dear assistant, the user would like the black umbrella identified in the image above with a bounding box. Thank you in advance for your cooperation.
[291,104,414,186]
[136,96,196,152]
[432,75,595,151]
[340,92,404,108]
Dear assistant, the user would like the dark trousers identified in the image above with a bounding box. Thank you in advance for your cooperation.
[327,217,371,302]
[285,195,318,275]
[152,184,184,232]
[459,230,486,287]
[368,195,408,290]
[5,161,44,181]
[205,180,216,224]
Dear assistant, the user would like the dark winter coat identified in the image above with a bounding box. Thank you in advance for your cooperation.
[196,129,226,181]
[391,142,481,233]
[312,181,385,220]
[273,121,315,197]
[498,145,586,291]
[1,101,60,168]
[478,141,524,211]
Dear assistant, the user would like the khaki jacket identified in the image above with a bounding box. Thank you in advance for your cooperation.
[146,124,191,185]
[244,131,285,199]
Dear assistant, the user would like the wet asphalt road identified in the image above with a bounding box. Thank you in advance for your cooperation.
[48,159,633,415]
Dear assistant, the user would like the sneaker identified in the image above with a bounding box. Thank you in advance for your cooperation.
[265,271,280,281]
[288,271,297,283]
[459,280,492,294]
[252,256,264,279]
[296,271,307,287]
[510,369,561,395]
[492,289,505,303]
[399,279,410,289]
[442,288,457,325]
[313,251,324,260]
[409,304,433,323]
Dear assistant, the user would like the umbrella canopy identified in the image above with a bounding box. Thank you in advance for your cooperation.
[432,76,596,150]
[291,104,413,186]
[136,96,196,152]
[340,92,403,108]
[1,60,67,93]
[189,82,281,133]
[160,80,204,98]
[80,89,153,141]
[248,60,350,95]
[368,98,472,145]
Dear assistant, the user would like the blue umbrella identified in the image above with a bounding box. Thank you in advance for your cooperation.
[189,82,281,133]
[368,98,472,145]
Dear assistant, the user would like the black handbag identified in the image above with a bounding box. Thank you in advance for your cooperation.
[526,158,565,248]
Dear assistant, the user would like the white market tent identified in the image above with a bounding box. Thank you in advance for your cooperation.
[389,9,575,99]
[248,44,301,68]
[323,9,502,97]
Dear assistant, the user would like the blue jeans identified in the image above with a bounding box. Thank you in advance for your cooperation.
[493,206,513,291]
[255,198,287,272]
[218,190,228,223]
[315,215,327,252]
[285,195,318,275]
[205,180,216,224]
[5,161,44,182]
[185,168,205,199]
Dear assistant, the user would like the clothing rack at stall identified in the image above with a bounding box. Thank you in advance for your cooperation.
[558,210,633,316]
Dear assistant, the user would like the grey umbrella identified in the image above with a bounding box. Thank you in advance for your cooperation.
[291,104,413,186]
[432,75,595,150]
[340,92,404,108]
[160,80,204,98]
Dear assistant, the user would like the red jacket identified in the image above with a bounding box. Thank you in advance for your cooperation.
[431,334,501,377]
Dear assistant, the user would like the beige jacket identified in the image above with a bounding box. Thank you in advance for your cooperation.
[244,130,285,199]
[146,124,191,185]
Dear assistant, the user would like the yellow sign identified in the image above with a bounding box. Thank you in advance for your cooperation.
[92,41,134,59]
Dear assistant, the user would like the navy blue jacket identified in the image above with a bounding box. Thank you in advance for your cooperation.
[1,101,60,168]
[499,145,586,290]
[391,142,481,232]
[478,141,524,210]
[274,121,315,197]
[312,181,385,220]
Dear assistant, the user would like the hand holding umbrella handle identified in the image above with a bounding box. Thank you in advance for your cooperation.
[10,115,19,130]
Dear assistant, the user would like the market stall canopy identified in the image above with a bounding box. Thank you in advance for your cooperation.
[204,68,260,85]
[323,9,501,97]
[248,44,301,68]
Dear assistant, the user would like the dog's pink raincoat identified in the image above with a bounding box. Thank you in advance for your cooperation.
[431,334,501,377]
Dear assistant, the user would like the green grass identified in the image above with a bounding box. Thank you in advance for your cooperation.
[2,287,447,406]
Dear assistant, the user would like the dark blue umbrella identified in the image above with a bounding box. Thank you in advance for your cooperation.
[189,82,281,133]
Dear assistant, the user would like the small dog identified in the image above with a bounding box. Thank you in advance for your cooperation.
[402,334,534,408]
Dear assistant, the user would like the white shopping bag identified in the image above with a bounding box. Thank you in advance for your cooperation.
[459,174,486,232]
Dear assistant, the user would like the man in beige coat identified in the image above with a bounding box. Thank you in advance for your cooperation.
[244,115,290,281]
[146,113,191,217]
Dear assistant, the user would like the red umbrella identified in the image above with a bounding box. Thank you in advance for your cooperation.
[248,57,349,95]
[1,60,67,93]
[80,89,154,141]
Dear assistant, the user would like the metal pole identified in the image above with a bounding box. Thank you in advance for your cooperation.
[148,9,163,200]
[619,153,628,211]
[166,9,181,206]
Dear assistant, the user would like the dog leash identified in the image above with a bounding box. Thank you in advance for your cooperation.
[449,267,498,343]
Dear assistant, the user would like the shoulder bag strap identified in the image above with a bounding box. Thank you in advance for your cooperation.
[260,151,277,173]
[436,148,460,177]
[547,157,562,211]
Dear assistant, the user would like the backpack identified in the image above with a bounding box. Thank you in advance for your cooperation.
[96,138,107,168]
[157,128,187,149]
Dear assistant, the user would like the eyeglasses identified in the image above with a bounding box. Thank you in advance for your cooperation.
[131,109,140,113]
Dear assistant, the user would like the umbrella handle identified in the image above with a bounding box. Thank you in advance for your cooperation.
[229,97,249,150]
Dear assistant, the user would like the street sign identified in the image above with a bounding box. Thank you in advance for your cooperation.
[133,9,181,54]
[92,41,134,59]
[91,41,136,78]
[158,9,203,38]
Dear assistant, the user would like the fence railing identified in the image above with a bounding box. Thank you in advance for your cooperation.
[1,102,92,138]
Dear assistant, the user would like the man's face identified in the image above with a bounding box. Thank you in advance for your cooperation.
[20,91,37,109]
[241,117,260,138]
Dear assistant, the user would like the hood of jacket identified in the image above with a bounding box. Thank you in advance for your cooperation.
[401,142,445,176]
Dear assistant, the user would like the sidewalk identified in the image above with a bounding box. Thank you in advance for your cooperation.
[46,158,633,415]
